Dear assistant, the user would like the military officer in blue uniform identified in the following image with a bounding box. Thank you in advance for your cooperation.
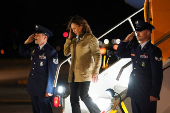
[19,25,58,113]
[116,20,163,113]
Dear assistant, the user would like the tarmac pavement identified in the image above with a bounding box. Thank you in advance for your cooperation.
[0,58,69,113]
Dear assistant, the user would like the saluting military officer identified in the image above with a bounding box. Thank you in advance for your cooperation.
[19,25,58,113]
[116,20,163,113]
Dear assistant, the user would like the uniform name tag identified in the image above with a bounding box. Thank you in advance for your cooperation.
[140,55,148,58]
[131,54,135,56]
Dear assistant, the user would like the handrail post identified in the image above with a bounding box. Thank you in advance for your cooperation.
[128,18,137,36]
[53,57,71,87]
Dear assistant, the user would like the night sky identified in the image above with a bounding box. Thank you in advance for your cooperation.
[1,0,144,59]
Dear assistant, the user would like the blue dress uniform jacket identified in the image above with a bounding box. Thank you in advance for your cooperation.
[19,43,58,98]
[116,41,163,101]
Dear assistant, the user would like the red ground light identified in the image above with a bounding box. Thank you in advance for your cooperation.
[63,32,68,38]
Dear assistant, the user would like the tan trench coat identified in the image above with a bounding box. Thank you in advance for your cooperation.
[64,33,101,82]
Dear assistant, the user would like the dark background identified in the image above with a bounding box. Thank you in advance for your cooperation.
[1,0,144,59]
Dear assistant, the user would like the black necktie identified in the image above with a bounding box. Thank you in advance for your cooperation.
[36,47,40,55]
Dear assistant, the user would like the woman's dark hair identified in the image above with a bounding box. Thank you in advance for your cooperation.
[67,16,92,34]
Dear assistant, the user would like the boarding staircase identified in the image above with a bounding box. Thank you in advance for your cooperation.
[53,7,170,113]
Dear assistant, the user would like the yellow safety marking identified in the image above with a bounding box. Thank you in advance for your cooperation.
[106,58,109,66]
[121,101,128,113]
[102,55,106,68]
[109,110,117,113]
[102,55,109,69]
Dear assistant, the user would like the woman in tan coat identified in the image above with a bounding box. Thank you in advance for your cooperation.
[64,16,101,113]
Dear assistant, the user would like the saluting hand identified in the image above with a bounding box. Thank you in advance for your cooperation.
[24,34,35,44]
[124,31,135,42]
[92,74,98,83]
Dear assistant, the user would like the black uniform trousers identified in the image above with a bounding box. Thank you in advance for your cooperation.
[131,98,157,113]
[31,95,53,113]
[70,75,101,113]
